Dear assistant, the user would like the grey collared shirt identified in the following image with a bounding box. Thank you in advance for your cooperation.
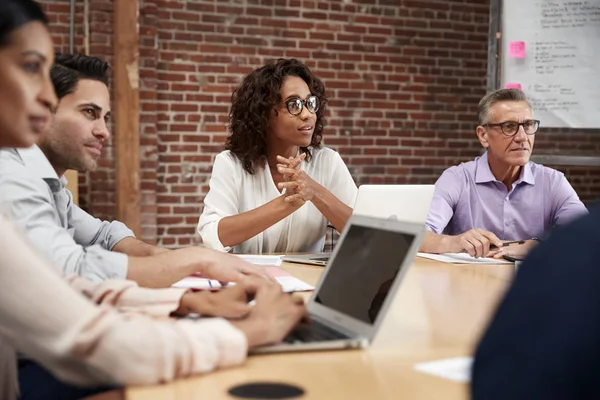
[0,146,134,281]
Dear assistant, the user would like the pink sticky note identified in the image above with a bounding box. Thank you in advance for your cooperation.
[504,83,522,90]
[508,41,526,58]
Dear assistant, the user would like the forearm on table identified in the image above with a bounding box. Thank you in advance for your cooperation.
[113,237,169,257]
[419,231,454,253]
[65,274,187,316]
[126,247,208,288]
[217,196,299,248]
[311,185,353,232]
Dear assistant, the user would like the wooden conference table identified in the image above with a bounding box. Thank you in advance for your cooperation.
[127,257,515,400]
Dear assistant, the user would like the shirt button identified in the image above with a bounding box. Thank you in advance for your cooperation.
[505,197,509,201]
[505,221,511,226]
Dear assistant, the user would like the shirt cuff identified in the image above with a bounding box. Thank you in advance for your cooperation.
[105,220,136,250]
[111,286,188,317]
[213,319,248,368]
[82,246,129,282]
[181,318,248,369]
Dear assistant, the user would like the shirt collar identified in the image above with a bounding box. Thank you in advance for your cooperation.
[515,162,535,185]
[16,145,65,192]
[474,151,496,183]
[475,151,535,186]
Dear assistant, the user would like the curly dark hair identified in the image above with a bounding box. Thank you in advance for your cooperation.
[226,58,327,174]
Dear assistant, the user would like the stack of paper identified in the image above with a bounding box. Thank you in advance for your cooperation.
[172,266,314,293]
[417,252,512,265]
[236,254,283,266]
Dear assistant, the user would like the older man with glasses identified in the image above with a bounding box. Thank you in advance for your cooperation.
[420,89,587,259]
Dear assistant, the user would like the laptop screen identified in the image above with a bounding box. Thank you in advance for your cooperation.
[314,224,415,325]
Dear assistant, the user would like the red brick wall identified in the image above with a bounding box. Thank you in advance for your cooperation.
[40,0,600,248]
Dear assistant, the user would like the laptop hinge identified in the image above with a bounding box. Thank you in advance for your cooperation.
[310,314,361,339]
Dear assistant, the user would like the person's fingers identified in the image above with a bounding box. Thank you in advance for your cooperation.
[241,264,273,281]
[492,251,507,259]
[241,270,271,283]
[291,169,303,180]
[291,294,305,307]
[479,230,503,248]
[277,166,296,175]
[477,235,491,257]
[277,181,300,190]
[461,237,478,257]
[284,194,304,203]
[276,162,298,171]
[227,282,248,296]
[215,271,244,285]
[289,153,306,169]
[255,278,282,297]
[237,277,262,293]
[486,248,503,258]
[290,298,307,323]
[230,303,252,318]
[468,234,487,258]
[276,155,292,165]
[277,165,294,182]
[276,155,302,167]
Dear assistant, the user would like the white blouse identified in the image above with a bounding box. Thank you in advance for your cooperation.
[198,147,358,254]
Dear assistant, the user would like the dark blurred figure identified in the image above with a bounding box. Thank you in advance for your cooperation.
[472,205,600,399]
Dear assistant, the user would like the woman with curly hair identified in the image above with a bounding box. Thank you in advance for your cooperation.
[198,58,357,254]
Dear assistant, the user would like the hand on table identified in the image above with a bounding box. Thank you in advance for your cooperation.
[231,282,307,348]
[449,229,504,258]
[174,283,256,318]
[192,247,275,285]
[488,239,539,260]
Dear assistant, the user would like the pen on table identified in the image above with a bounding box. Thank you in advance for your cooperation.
[490,240,525,250]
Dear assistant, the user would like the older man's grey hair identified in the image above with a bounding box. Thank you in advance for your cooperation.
[478,89,533,125]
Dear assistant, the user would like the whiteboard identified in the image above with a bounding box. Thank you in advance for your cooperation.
[501,0,600,128]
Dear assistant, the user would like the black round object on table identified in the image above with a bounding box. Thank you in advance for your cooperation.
[228,382,305,399]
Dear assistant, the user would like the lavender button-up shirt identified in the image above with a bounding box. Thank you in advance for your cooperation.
[426,151,588,241]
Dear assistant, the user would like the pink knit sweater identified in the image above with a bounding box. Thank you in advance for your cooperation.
[0,212,247,400]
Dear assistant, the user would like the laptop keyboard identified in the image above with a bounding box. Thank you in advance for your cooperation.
[310,257,330,262]
[283,320,349,343]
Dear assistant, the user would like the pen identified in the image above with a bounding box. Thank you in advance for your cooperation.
[490,240,525,249]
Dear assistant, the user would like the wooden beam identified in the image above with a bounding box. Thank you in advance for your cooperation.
[486,0,502,93]
[113,0,141,236]
[65,170,78,204]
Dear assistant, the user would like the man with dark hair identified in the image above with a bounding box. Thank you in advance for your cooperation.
[42,53,112,179]
[0,53,269,287]
[419,88,587,259]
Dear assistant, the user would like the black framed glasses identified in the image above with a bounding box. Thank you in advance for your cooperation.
[285,95,319,116]
[482,119,540,136]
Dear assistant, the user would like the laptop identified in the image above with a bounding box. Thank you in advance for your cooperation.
[282,184,434,266]
[251,214,425,354]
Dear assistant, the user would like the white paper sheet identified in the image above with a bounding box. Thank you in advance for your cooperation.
[236,254,283,266]
[172,267,314,293]
[274,276,315,292]
[417,252,513,265]
[414,357,473,383]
